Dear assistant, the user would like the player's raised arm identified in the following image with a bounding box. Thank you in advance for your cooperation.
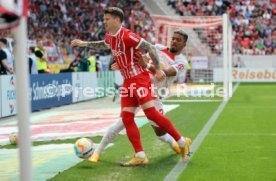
[71,39,109,49]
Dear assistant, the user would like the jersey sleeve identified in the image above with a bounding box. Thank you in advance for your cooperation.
[124,32,143,49]
[172,55,188,73]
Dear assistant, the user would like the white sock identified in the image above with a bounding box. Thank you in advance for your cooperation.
[177,137,186,147]
[94,118,125,155]
[135,151,146,158]
[159,133,174,146]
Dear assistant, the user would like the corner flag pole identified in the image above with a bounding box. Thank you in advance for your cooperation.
[12,0,33,180]
[223,13,228,101]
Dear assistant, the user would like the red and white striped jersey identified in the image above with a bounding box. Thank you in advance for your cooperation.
[104,26,147,79]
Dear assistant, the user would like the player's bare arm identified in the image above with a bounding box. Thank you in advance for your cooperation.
[162,67,177,76]
[71,39,109,49]
[143,61,176,76]
[135,52,176,76]
[137,40,166,80]
[137,40,160,69]
[134,53,156,73]
[148,65,176,76]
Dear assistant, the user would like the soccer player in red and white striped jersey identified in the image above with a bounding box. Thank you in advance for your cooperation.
[71,7,191,166]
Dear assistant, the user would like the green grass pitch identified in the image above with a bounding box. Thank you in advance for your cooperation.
[3,83,276,181]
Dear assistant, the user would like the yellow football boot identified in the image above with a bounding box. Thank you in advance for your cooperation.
[171,140,181,154]
[88,152,100,163]
[180,137,192,161]
[120,156,149,167]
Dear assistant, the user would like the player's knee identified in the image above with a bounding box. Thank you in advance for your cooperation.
[105,127,117,141]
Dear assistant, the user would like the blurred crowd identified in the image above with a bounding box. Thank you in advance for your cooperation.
[168,0,276,55]
[27,0,155,47]
[0,0,275,75]
[0,0,155,74]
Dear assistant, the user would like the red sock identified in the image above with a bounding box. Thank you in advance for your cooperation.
[144,107,181,141]
[121,111,143,153]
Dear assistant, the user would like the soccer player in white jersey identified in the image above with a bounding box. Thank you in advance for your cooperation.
[89,29,191,163]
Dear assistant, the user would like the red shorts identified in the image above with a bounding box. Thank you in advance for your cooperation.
[121,72,155,107]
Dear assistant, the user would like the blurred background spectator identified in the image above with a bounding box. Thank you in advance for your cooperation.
[0,0,275,74]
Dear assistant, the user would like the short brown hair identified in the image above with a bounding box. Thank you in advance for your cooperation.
[104,7,124,22]
[174,29,188,42]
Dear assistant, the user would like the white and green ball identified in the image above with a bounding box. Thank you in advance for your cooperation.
[74,138,94,159]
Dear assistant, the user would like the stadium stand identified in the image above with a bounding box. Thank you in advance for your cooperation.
[167,0,276,55]
[26,0,155,45]
[0,0,274,68]
[0,0,155,70]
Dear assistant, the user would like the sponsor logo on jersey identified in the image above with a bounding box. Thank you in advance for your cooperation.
[177,64,184,71]
[111,50,124,56]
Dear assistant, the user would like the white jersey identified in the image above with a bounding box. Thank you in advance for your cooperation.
[29,54,38,74]
[2,48,14,73]
[150,44,188,91]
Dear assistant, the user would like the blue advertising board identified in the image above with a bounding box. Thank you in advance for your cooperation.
[30,73,72,111]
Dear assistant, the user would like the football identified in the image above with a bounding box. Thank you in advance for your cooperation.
[9,132,18,145]
[74,138,94,159]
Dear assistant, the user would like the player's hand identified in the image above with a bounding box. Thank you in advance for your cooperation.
[155,69,166,81]
[111,63,119,70]
[134,52,149,68]
[71,39,85,47]
[137,53,147,68]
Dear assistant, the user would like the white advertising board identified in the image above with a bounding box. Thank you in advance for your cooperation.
[213,68,276,82]
[191,56,208,69]
[1,75,17,117]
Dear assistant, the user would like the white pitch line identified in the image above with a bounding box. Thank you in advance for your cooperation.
[163,100,222,103]
[164,83,239,181]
